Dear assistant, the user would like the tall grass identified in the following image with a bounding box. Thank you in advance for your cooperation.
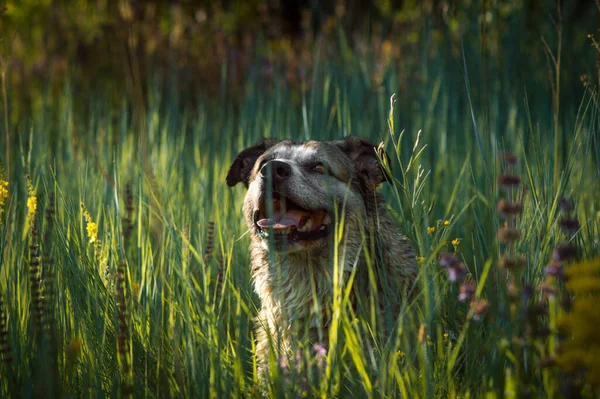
[0,31,599,398]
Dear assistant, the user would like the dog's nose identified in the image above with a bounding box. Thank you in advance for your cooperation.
[260,160,292,184]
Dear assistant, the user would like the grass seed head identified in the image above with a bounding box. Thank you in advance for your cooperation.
[507,282,519,302]
[532,304,549,317]
[558,218,580,234]
[499,255,527,270]
[496,198,523,216]
[500,151,518,166]
[0,293,12,366]
[204,221,215,261]
[497,225,521,243]
[123,182,134,242]
[558,198,574,213]
[498,174,521,188]
[552,244,578,263]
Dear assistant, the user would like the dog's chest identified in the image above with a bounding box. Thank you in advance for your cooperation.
[251,247,346,335]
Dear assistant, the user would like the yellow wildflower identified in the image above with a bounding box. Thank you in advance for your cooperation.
[566,278,600,293]
[444,220,450,227]
[81,203,98,244]
[564,257,600,277]
[81,203,108,283]
[27,196,37,219]
[427,226,435,235]
[0,179,8,222]
[396,349,405,358]
[26,176,37,222]
[86,221,98,244]
[452,238,461,249]
[416,256,425,264]
[555,257,600,386]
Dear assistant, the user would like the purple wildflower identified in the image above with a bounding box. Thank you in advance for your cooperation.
[439,252,458,268]
[558,218,580,234]
[458,282,476,302]
[545,262,564,278]
[552,244,578,263]
[447,263,467,282]
[471,299,489,321]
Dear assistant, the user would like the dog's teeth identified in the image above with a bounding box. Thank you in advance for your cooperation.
[298,216,308,229]
[304,219,312,230]
[319,225,326,231]
[297,218,312,232]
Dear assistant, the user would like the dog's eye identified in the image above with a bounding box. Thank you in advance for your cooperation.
[311,162,326,174]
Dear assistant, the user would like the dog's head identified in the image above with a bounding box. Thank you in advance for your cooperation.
[226,137,391,253]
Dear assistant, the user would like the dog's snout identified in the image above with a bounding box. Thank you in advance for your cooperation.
[260,160,292,184]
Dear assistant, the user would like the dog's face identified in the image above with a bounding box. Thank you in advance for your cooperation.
[226,137,390,253]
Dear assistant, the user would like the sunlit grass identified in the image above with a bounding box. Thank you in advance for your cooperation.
[0,46,598,398]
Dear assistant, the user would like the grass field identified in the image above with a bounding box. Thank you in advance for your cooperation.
[0,22,599,398]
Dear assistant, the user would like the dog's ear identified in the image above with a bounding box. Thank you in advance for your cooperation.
[333,136,392,187]
[226,139,279,187]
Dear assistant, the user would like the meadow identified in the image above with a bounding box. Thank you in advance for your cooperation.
[1,4,600,398]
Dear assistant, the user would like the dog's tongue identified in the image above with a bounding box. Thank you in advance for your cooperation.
[257,209,306,230]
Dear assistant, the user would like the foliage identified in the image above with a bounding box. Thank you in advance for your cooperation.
[0,1,598,127]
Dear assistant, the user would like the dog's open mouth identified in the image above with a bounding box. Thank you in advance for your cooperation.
[255,193,331,243]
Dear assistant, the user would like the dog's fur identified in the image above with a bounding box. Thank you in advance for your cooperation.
[226,136,417,370]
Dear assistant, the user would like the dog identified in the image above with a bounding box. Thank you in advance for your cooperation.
[226,136,417,372]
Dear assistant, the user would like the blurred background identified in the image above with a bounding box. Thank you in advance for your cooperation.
[1,0,598,134]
